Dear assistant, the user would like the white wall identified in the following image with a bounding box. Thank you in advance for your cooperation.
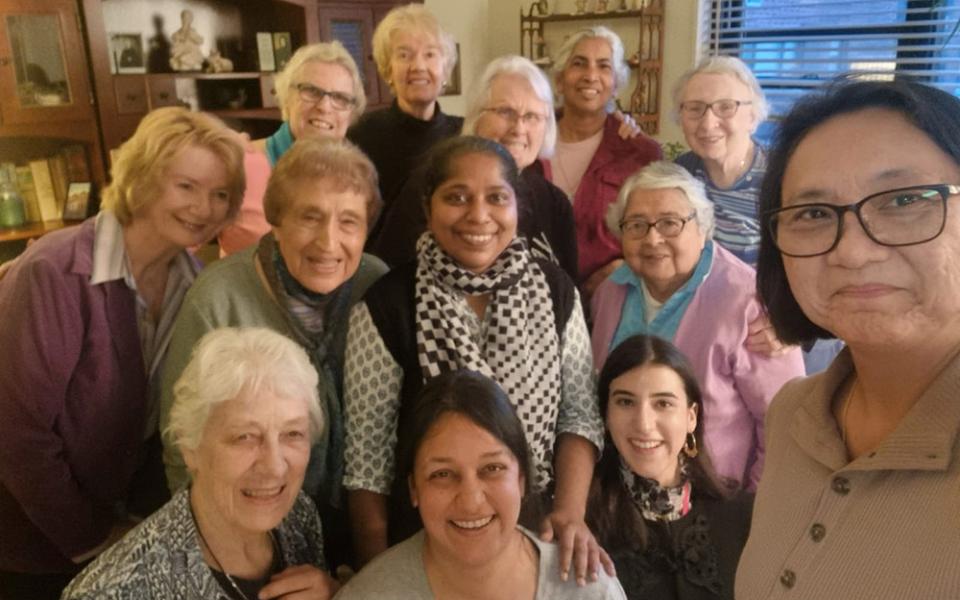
[431,0,702,145]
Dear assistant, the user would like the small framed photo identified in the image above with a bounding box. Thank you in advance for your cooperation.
[111,33,146,74]
[63,182,92,220]
[273,32,293,71]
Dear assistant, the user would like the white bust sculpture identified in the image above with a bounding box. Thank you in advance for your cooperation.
[170,9,204,71]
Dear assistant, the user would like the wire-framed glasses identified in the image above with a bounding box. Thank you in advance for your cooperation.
[765,184,960,257]
[679,99,752,120]
[481,106,547,126]
[295,83,356,110]
[620,212,698,240]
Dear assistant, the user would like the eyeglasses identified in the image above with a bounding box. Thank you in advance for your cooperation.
[679,99,752,120]
[620,212,698,240]
[295,83,356,110]
[765,184,960,258]
[481,106,547,127]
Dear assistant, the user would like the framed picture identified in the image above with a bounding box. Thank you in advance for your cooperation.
[256,32,275,72]
[63,182,92,220]
[442,43,462,96]
[110,33,146,74]
[273,32,293,71]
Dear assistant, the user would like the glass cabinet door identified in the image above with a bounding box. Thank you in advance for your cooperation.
[0,0,93,125]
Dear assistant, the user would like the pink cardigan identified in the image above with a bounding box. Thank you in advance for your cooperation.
[217,149,272,257]
[591,244,805,489]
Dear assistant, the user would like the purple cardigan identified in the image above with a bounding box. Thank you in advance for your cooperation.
[591,244,805,490]
[0,218,148,572]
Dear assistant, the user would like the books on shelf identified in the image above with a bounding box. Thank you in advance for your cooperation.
[14,146,92,223]
[256,31,293,72]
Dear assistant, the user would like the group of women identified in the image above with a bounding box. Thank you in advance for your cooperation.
[1,2,958,599]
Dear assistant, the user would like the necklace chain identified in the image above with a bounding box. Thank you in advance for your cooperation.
[190,503,276,600]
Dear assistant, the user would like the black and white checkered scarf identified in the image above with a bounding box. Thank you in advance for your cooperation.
[415,232,563,489]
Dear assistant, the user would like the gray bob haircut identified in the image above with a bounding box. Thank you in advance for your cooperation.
[606,161,716,240]
[165,327,323,453]
[274,40,367,122]
[551,26,629,113]
[672,55,769,129]
[462,54,558,159]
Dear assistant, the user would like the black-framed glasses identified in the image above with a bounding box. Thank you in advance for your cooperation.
[679,99,752,120]
[481,106,547,127]
[765,184,960,258]
[295,83,356,110]
[620,212,698,240]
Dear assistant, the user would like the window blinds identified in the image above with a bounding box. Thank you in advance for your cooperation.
[706,0,960,117]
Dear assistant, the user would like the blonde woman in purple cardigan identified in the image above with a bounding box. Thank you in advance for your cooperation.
[590,161,804,490]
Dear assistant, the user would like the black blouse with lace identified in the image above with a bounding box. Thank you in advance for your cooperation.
[611,492,753,600]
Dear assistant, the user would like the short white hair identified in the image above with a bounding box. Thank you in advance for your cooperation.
[274,40,367,122]
[462,55,558,159]
[372,4,458,89]
[551,26,629,114]
[672,55,769,130]
[606,161,715,239]
[166,327,323,453]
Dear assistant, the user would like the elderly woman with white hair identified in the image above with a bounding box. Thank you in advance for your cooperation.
[548,26,661,295]
[370,54,578,279]
[62,327,339,599]
[673,56,770,267]
[590,161,804,491]
[348,3,462,247]
[219,40,367,256]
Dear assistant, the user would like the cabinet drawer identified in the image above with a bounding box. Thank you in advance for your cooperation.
[148,77,179,108]
[114,76,148,115]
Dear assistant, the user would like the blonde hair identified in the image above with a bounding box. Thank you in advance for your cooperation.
[263,138,382,229]
[462,55,558,160]
[274,40,367,122]
[372,4,458,88]
[166,327,322,453]
[672,55,769,129]
[101,107,245,225]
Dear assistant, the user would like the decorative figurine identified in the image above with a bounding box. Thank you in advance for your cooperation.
[597,0,610,12]
[531,0,550,15]
[205,49,233,73]
[575,0,589,14]
[169,9,204,72]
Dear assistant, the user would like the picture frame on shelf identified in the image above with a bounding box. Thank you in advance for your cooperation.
[256,32,276,71]
[63,182,92,220]
[441,43,462,96]
[273,32,293,71]
[110,33,146,74]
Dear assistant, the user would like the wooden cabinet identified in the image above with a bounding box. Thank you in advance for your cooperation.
[82,0,319,152]
[318,1,411,110]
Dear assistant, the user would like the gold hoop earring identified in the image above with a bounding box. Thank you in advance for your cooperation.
[683,433,699,459]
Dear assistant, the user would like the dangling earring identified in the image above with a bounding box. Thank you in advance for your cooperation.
[683,433,699,458]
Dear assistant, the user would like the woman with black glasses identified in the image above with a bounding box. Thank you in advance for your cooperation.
[591,161,803,492]
[736,79,960,600]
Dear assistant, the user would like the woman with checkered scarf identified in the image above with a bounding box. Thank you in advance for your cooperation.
[342,136,610,585]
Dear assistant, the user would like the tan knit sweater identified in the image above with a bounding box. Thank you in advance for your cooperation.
[735,348,960,600]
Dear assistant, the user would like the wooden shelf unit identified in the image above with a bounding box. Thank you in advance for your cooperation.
[520,1,664,134]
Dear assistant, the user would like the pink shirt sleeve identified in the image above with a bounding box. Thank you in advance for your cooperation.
[217,150,273,257]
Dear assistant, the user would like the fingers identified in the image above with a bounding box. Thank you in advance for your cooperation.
[557,522,575,583]
[258,565,339,600]
[539,515,555,542]
[599,545,616,577]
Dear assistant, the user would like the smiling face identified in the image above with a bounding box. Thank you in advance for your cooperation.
[286,60,356,141]
[606,364,697,487]
[137,144,232,251]
[389,29,445,116]
[427,152,518,274]
[183,389,312,537]
[557,36,615,117]
[780,107,960,351]
[273,177,368,294]
[410,412,525,568]
[473,73,549,169]
[680,73,757,166]
[621,187,706,302]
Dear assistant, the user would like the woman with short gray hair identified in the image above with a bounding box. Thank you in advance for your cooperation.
[591,161,804,491]
[63,327,338,599]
